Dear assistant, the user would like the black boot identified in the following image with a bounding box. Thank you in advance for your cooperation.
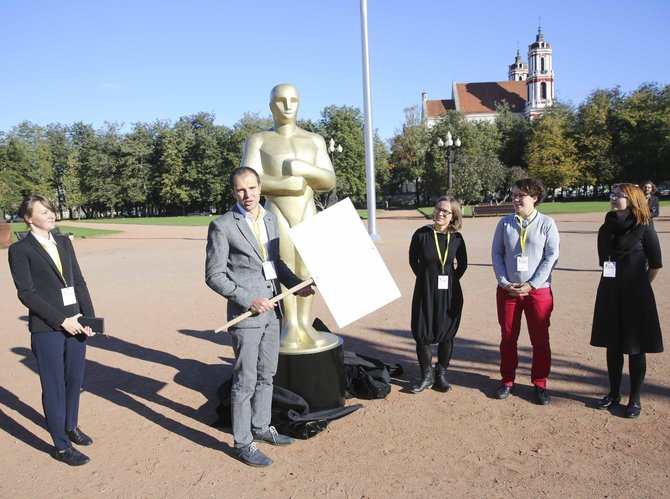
[411,367,434,393]
[434,363,452,392]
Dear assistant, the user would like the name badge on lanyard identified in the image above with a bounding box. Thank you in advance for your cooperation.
[262,261,278,280]
[603,261,616,278]
[516,255,529,272]
[433,228,451,290]
[61,286,77,306]
[516,212,534,272]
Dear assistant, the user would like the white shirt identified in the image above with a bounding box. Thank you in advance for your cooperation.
[237,203,269,260]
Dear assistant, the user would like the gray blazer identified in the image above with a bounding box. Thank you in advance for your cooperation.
[205,206,301,327]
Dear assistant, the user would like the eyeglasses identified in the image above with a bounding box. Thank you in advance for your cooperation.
[435,209,452,215]
[609,192,628,200]
[511,193,529,200]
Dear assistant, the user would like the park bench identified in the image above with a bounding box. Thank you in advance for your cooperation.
[14,226,63,241]
[471,203,514,217]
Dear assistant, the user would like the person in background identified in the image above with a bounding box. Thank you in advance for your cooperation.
[408,196,468,393]
[491,178,560,405]
[641,181,660,220]
[8,195,96,466]
[591,183,663,419]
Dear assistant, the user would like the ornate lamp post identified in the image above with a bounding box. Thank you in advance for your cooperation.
[323,139,343,208]
[328,138,343,158]
[437,131,461,192]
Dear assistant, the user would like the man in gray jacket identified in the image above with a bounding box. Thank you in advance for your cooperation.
[206,167,313,467]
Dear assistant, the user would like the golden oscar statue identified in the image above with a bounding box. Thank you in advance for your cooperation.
[241,83,340,353]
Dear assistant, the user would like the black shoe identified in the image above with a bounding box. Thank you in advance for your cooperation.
[66,427,93,446]
[534,386,550,405]
[411,368,434,393]
[625,401,642,419]
[55,447,90,466]
[596,394,621,410]
[433,364,452,393]
[494,384,512,399]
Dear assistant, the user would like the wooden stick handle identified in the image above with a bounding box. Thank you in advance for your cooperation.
[215,278,314,333]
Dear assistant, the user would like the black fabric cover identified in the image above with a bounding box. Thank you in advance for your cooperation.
[214,379,362,439]
[343,351,403,399]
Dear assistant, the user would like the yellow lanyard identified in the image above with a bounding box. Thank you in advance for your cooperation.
[40,242,65,282]
[433,229,451,273]
[516,210,537,254]
[252,215,268,261]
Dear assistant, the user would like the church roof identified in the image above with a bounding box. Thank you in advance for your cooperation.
[455,81,526,114]
[425,99,456,118]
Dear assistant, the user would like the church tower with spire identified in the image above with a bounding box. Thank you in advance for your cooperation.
[525,26,555,119]
[508,49,528,81]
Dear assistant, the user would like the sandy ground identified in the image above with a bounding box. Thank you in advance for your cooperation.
[1,209,669,498]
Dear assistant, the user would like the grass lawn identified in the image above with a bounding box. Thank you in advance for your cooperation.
[8,200,665,235]
[418,200,670,219]
[69,215,215,226]
[7,223,121,243]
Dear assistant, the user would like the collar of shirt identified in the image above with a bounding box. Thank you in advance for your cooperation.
[236,202,265,221]
[31,230,57,247]
[238,203,270,258]
[516,209,538,227]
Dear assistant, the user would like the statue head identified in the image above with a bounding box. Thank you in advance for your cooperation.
[269,83,299,126]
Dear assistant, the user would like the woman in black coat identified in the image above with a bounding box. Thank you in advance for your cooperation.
[409,196,468,393]
[8,195,96,465]
[591,183,662,418]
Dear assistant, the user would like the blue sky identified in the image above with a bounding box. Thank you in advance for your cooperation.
[1,0,668,141]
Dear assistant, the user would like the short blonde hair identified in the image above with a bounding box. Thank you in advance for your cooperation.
[434,196,463,230]
[18,195,56,226]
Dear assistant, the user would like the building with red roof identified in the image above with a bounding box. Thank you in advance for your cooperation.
[422,28,554,125]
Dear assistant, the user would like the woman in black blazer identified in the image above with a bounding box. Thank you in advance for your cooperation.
[8,195,96,466]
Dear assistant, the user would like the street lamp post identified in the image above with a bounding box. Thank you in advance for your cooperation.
[324,138,343,208]
[437,131,461,192]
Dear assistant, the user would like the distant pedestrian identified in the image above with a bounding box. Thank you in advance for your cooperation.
[641,181,660,219]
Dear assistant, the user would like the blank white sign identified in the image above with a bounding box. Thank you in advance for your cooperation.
[289,197,402,328]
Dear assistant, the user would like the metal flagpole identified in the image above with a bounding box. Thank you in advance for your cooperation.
[360,0,380,242]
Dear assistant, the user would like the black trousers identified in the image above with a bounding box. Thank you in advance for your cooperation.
[31,331,87,451]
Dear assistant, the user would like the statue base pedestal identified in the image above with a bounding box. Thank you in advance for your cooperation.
[275,333,345,411]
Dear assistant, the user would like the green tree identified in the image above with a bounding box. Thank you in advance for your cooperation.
[525,105,580,195]
[574,89,620,190]
[116,122,154,216]
[495,102,529,168]
[155,124,190,214]
[180,112,224,212]
[318,105,366,203]
[610,83,670,183]
[388,106,430,205]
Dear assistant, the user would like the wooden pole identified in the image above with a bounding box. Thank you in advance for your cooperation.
[215,278,314,333]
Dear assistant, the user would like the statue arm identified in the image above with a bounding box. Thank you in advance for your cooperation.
[283,136,336,192]
[241,134,306,195]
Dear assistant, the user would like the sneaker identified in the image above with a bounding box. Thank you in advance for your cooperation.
[55,447,90,466]
[253,426,294,446]
[236,442,273,467]
[494,383,512,399]
[534,386,550,405]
